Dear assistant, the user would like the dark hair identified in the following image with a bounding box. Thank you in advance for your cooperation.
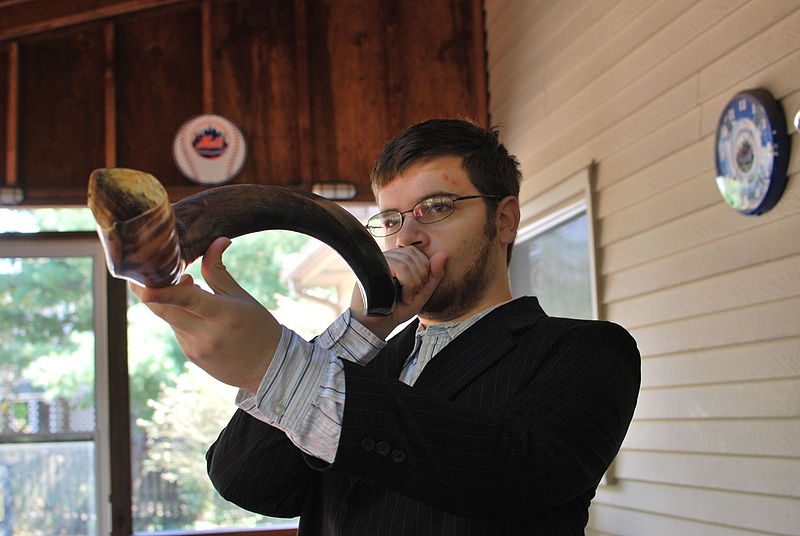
[370,118,522,262]
[370,118,522,199]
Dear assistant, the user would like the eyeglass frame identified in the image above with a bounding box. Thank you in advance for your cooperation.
[365,193,503,237]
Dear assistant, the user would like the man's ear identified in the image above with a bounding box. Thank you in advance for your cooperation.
[496,195,520,246]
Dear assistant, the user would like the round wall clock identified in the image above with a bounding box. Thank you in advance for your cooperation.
[715,88,790,215]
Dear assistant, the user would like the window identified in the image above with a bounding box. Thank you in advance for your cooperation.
[510,165,599,319]
[1,209,332,534]
[127,232,317,533]
[0,235,111,536]
[510,166,624,485]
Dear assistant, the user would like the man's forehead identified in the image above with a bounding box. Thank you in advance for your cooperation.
[377,160,472,202]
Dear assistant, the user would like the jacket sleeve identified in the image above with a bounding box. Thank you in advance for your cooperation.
[206,407,316,518]
[325,319,641,518]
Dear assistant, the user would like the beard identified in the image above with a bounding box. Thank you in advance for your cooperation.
[419,217,498,322]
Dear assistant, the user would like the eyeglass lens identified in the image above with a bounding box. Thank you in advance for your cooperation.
[367,196,456,237]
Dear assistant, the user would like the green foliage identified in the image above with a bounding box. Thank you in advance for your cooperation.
[0,442,96,536]
[127,302,185,423]
[22,331,95,408]
[2,212,310,531]
[0,256,94,372]
[187,231,310,309]
[134,363,288,530]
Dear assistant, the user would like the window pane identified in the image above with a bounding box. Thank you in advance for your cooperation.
[0,254,97,536]
[128,231,324,532]
[0,442,96,535]
[0,208,96,233]
[510,212,593,319]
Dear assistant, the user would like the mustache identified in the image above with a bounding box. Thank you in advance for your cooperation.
[88,167,397,317]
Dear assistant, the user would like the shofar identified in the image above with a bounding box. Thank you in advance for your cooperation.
[87,168,397,316]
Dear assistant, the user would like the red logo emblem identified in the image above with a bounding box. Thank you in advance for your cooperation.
[192,126,228,159]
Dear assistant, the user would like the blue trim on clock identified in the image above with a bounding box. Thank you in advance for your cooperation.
[714,88,790,215]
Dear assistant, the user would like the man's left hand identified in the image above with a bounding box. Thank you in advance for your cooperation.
[129,237,281,393]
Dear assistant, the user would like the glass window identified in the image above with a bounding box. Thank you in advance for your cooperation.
[0,238,110,536]
[511,166,598,321]
[0,208,96,233]
[510,210,594,319]
[1,208,350,533]
[128,231,334,533]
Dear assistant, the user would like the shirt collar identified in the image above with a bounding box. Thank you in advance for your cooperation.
[415,299,511,341]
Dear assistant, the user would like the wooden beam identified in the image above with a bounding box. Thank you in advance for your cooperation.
[0,0,190,41]
[4,40,16,186]
[106,273,132,536]
[201,0,212,113]
[293,0,312,185]
[471,0,488,126]
[0,0,37,8]
[104,22,116,167]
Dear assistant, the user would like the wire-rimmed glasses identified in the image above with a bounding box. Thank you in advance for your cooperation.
[366,194,501,237]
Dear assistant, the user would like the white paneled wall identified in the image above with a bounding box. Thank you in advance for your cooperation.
[485,0,800,534]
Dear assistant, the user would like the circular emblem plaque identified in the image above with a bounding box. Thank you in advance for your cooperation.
[714,89,790,215]
[173,114,247,185]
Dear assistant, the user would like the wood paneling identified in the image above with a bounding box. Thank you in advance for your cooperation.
[630,297,800,357]
[211,0,303,187]
[115,5,203,191]
[608,255,800,328]
[641,338,800,388]
[614,450,800,497]
[588,504,763,536]
[305,0,388,188]
[19,26,106,204]
[603,210,800,301]
[486,0,800,534]
[621,418,800,457]
[593,480,800,535]
[0,43,8,183]
[0,0,487,206]
[0,0,188,41]
[635,378,800,419]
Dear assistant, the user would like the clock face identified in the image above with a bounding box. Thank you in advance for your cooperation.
[715,89,789,215]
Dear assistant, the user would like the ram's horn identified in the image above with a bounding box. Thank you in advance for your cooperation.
[88,167,397,316]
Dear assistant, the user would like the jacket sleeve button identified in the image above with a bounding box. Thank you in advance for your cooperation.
[361,437,375,452]
[390,449,406,463]
[375,441,391,456]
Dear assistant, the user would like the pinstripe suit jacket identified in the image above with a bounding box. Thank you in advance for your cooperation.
[207,297,640,535]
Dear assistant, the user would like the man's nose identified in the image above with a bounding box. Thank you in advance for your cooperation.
[395,213,426,248]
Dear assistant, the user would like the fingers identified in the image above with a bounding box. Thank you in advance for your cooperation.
[128,270,218,329]
[384,247,434,303]
[201,237,249,297]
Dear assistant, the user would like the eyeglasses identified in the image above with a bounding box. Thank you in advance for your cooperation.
[366,194,502,237]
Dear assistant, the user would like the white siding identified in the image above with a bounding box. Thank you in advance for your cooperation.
[485,0,800,534]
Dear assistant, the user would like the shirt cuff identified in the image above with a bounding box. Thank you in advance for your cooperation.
[235,325,328,431]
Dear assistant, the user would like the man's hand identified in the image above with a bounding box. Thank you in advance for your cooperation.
[129,237,281,393]
[350,246,447,339]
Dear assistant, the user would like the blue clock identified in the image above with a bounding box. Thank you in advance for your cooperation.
[715,89,790,215]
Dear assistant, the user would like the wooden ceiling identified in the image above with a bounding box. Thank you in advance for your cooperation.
[0,0,487,205]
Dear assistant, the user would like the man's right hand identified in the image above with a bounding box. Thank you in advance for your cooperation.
[350,246,447,339]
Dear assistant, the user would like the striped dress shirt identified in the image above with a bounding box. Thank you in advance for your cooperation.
[235,304,505,463]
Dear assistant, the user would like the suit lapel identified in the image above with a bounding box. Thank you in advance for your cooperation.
[367,319,419,379]
[414,297,546,397]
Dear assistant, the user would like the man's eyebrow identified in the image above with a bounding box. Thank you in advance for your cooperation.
[410,191,458,206]
[380,191,458,212]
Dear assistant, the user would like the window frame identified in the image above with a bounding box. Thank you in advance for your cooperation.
[1,231,299,535]
[515,164,600,320]
[0,231,113,535]
[514,164,624,485]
